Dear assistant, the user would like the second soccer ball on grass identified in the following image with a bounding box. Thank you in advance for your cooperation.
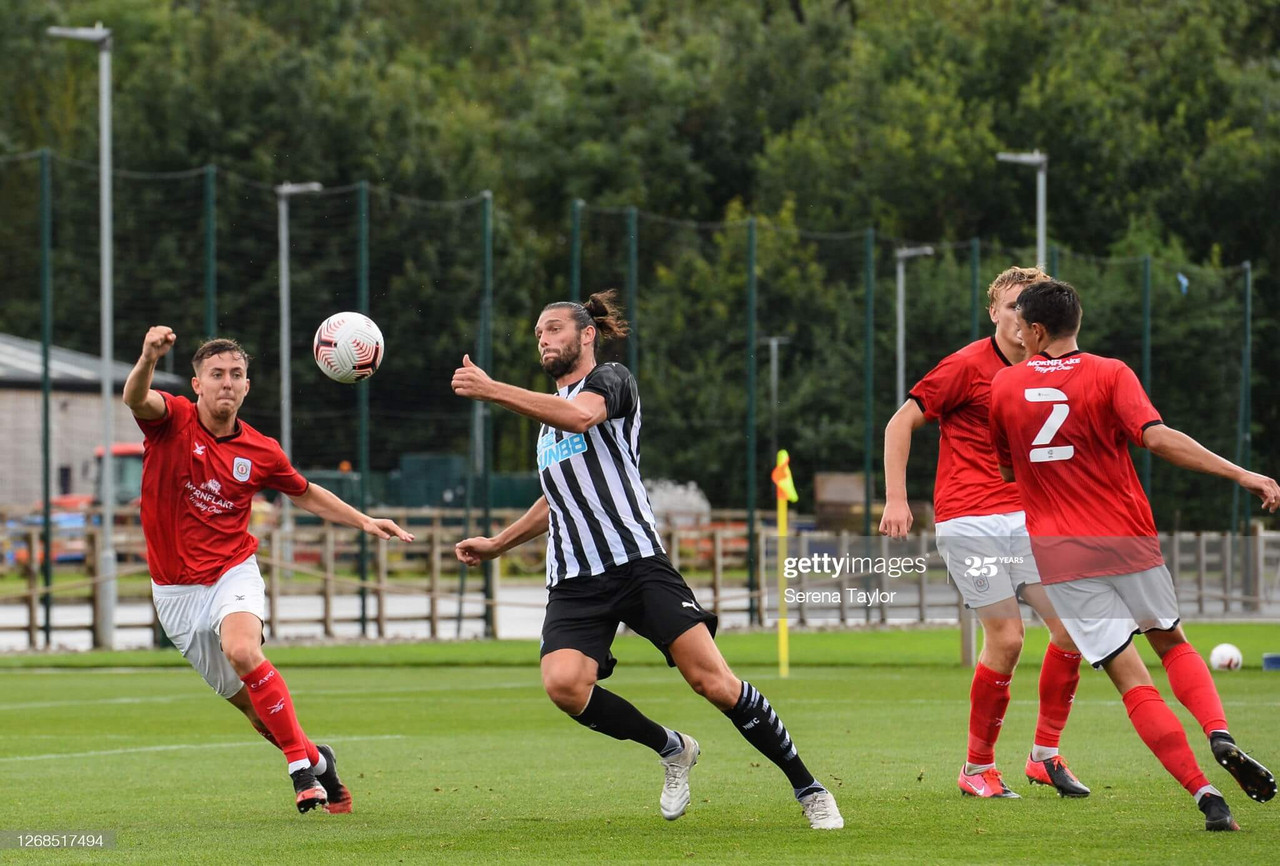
[1209,643,1243,671]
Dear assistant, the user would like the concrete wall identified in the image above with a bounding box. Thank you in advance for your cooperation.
[0,389,147,506]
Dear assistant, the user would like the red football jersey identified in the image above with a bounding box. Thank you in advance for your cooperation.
[136,391,309,586]
[989,351,1164,583]
[909,337,1024,523]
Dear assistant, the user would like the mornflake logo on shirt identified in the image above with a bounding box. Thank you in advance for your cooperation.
[1028,357,1082,373]
[537,432,588,472]
[184,479,237,515]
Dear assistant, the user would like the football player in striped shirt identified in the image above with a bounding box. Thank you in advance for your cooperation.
[452,291,843,829]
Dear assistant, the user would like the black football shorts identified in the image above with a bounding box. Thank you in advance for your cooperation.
[540,553,719,679]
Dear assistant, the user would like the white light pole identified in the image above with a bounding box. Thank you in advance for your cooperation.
[895,246,934,407]
[996,150,1049,268]
[275,181,323,574]
[48,22,116,649]
[761,335,792,461]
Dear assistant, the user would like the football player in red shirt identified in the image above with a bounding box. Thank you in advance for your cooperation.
[990,279,1279,830]
[123,326,414,814]
[881,266,1089,800]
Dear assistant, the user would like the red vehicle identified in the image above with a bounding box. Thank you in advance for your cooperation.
[9,443,146,567]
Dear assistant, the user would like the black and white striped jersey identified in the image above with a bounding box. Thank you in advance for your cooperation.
[537,362,664,586]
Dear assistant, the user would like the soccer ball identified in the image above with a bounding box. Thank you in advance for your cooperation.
[1209,643,1243,671]
[313,313,384,383]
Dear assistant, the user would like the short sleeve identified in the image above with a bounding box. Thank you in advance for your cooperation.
[263,447,310,497]
[581,363,635,420]
[135,391,192,440]
[909,353,970,422]
[989,377,1013,467]
[1111,362,1163,446]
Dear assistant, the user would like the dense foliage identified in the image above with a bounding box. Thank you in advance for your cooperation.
[2,0,1276,528]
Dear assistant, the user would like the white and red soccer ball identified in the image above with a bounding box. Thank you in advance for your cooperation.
[1209,643,1243,671]
[313,313,384,383]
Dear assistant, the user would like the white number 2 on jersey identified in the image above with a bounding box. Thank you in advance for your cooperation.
[1024,388,1075,463]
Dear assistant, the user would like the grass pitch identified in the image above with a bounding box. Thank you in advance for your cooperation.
[3,624,1278,864]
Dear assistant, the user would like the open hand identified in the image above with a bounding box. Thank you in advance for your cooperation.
[364,517,415,542]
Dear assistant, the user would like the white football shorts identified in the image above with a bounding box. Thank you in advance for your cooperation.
[1044,564,1181,668]
[934,511,1041,610]
[151,555,266,699]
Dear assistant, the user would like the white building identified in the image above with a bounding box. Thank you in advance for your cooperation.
[0,333,186,507]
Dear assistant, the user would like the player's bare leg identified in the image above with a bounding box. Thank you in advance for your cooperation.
[221,612,327,814]
[541,648,695,820]
[1018,585,1089,797]
[958,599,1022,798]
[1103,644,1237,830]
[669,625,843,829]
[1145,626,1275,803]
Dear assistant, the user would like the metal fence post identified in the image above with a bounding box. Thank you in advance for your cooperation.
[1141,254,1152,493]
[863,228,876,538]
[357,179,370,636]
[40,148,53,648]
[969,237,980,341]
[204,163,217,335]
[570,198,583,300]
[745,217,759,625]
[626,205,639,374]
[482,190,495,638]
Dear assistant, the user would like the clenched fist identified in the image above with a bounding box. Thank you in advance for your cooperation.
[142,326,177,363]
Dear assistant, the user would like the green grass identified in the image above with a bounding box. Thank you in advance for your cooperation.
[3,625,1279,864]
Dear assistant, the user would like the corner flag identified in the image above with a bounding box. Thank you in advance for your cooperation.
[772,450,797,677]
[772,450,799,503]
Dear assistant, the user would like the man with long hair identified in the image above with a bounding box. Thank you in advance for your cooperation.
[452,291,843,829]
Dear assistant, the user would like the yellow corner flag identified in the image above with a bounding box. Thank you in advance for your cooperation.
[771,450,799,503]
[772,450,796,678]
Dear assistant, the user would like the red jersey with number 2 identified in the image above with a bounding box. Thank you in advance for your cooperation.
[989,352,1164,583]
[136,391,309,586]
[909,337,1023,522]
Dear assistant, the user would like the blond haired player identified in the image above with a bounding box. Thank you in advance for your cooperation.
[881,267,1089,799]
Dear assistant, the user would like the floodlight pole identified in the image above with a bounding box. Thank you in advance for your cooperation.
[48,22,116,648]
[895,246,934,407]
[996,150,1048,268]
[762,336,792,463]
[275,181,323,578]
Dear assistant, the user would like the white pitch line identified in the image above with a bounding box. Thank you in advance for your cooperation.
[0,675,693,712]
[0,734,406,763]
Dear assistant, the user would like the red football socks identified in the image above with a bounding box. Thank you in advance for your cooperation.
[968,663,1013,765]
[241,660,312,766]
[1122,685,1210,796]
[1034,643,1082,749]
[1161,642,1229,738]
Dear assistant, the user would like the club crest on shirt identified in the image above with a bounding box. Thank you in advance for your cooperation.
[233,457,252,482]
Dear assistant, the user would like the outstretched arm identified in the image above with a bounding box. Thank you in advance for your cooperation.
[123,326,176,420]
[879,399,927,538]
[289,483,416,540]
[451,355,606,433]
[1143,425,1280,512]
[456,496,550,565]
